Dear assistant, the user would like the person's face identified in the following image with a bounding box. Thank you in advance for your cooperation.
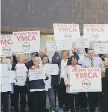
[62,51,68,59]
[42,57,48,64]
[87,50,95,59]
[71,57,77,65]
[33,60,41,66]
[18,57,25,63]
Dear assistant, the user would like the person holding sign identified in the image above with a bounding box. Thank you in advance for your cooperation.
[64,56,81,112]
[82,48,105,112]
[28,57,46,112]
[1,58,14,112]
[42,55,56,112]
[13,54,28,112]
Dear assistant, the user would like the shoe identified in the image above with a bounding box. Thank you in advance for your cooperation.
[58,108,63,112]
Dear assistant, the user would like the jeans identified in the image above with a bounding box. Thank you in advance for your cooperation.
[48,88,56,111]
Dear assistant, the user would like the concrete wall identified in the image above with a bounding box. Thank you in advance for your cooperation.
[2,0,108,33]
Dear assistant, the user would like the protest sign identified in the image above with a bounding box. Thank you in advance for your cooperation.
[83,24,108,42]
[12,31,40,53]
[46,41,57,51]
[56,40,72,50]
[53,24,80,42]
[76,38,89,48]
[0,64,16,84]
[0,83,12,92]
[44,64,59,75]
[0,35,13,56]
[94,43,108,54]
[46,40,72,51]
[66,68,102,93]
[29,69,46,81]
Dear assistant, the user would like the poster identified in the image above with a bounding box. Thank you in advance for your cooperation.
[83,24,108,42]
[12,31,40,53]
[94,43,108,54]
[46,41,57,51]
[56,40,72,50]
[76,38,89,48]
[53,24,80,42]
[44,64,59,75]
[46,40,72,51]
[0,35,13,56]
[29,69,46,81]
[67,68,102,93]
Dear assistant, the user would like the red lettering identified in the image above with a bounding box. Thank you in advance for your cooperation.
[93,72,98,78]
[0,39,12,45]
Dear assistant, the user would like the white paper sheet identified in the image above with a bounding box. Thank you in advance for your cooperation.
[29,69,46,81]
[44,64,59,75]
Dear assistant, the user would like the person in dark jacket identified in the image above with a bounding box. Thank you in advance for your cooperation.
[28,57,46,112]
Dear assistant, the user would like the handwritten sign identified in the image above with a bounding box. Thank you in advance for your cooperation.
[0,35,13,56]
[76,38,89,48]
[94,43,108,54]
[12,31,40,53]
[53,24,80,42]
[44,64,59,75]
[84,24,108,42]
[29,69,46,81]
[67,68,102,93]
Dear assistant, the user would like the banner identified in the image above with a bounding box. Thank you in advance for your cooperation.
[12,31,40,53]
[67,68,102,93]
[94,43,108,54]
[76,38,89,48]
[0,35,13,56]
[53,24,80,42]
[83,24,108,42]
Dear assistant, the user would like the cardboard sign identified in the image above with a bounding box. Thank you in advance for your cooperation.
[76,38,89,48]
[53,24,80,42]
[0,35,13,56]
[44,64,59,75]
[12,31,40,53]
[84,24,108,42]
[67,68,102,93]
[94,43,108,54]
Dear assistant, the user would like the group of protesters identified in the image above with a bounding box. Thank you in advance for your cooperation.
[0,48,108,112]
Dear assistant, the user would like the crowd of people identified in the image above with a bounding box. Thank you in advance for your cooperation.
[1,48,108,112]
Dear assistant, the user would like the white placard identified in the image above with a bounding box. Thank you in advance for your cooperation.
[29,69,46,81]
[94,43,108,54]
[44,64,59,75]
[46,40,72,51]
[56,40,72,50]
[76,38,89,48]
[67,68,102,93]
[46,41,57,51]
[0,35,13,56]
[84,24,108,42]
[12,31,40,53]
[15,74,27,86]
[0,83,12,92]
[53,24,80,42]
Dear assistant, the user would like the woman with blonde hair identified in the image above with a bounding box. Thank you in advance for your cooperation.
[12,54,28,112]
